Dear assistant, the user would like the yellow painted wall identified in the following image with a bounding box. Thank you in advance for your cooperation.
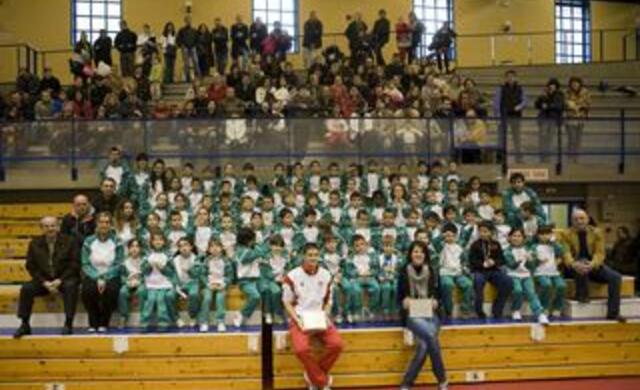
[592,1,639,62]
[0,0,638,82]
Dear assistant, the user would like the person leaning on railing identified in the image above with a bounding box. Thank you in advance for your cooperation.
[534,78,565,163]
[565,76,591,163]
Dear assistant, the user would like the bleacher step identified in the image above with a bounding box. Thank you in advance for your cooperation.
[565,298,640,319]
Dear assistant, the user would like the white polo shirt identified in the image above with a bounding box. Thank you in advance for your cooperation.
[283,266,333,317]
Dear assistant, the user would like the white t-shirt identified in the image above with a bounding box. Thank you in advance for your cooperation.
[283,266,333,316]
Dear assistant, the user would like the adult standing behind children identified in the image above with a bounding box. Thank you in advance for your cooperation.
[283,243,344,390]
[14,216,79,338]
[557,209,625,322]
[397,240,448,390]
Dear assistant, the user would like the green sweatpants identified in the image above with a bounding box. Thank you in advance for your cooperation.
[258,279,283,316]
[179,281,201,319]
[511,276,543,316]
[535,275,566,312]
[351,277,380,314]
[238,280,261,318]
[440,274,473,316]
[118,285,147,320]
[379,279,398,315]
[198,287,227,324]
[141,288,177,328]
[340,278,357,315]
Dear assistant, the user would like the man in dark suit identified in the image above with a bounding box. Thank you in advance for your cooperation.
[14,217,80,338]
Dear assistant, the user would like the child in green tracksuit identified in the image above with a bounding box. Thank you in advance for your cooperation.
[346,209,382,252]
[166,211,189,255]
[377,234,402,319]
[321,234,348,323]
[233,227,269,328]
[504,228,549,324]
[343,234,381,323]
[379,209,409,253]
[118,239,146,328]
[271,208,297,254]
[258,235,291,324]
[173,237,202,328]
[532,225,568,318]
[433,223,473,319]
[141,232,179,330]
[199,238,234,332]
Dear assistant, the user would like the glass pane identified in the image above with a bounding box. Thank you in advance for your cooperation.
[281,0,296,12]
[267,11,280,24]
[254,10,268,23]
[108,18,120,31]
[254,0,267,9]
[281,12,294,27]
[436,8,447,22]
[425,8,436,20]
[573,32,583,44]
[92,2,106,16]
[107,3,120,16]
[75,2,91,16]
[77,17,91,30]
[561,19,571,29]
[92,18,106,30]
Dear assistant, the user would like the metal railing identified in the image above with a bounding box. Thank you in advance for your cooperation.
[0,112,638,183]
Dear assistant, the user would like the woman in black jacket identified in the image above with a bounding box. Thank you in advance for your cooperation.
[397,241,448,390]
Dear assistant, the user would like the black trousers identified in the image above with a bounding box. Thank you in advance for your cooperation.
[81,278,120,328]
[18,279,79,324]
[565,264,622,318]
[374,44,386,65]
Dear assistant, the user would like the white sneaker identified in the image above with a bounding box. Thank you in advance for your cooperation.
[538,313,550,325]
[265,314,273,324]
[189,320,197,328]
[176,318,186,328]
[322,374,334,390]
[232,313,243,328]
[87,327,96,333]
[438,382,449,390]
[303,372,318,390]
[334,315,343,324]
[97,326,107,333]
[346,314,354,324]
[512,311,522,321]
[217,323,227,332]
[199,324,209,333]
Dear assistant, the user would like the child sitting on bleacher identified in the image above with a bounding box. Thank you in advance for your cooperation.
[343,234,381,322]
[259,235,290,325]
[193,207,214,255]
[434,223,474,320]
[165,211,189,255]
[118,239,146,328]
[214,213,237,257]
[532,225,568,319]
[272,208,297,254]
[199,238,234,332]
[504,228,549,324]
[477,188,495,222]
[141,232,178,331]
[378,234,401,320]
[233,227,269,328]
[321,234,347,323]
[173,237,201,329]
[502,173,547,225]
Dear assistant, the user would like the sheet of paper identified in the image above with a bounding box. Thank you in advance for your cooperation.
[409,299,433,318]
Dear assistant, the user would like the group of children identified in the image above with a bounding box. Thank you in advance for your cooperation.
[97,145,573,331]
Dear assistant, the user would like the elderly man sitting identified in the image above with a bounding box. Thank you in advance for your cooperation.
[557,209,625,322]
[14,216,80,338]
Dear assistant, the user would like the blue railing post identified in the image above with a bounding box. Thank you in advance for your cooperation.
[619,109,626,175]
[555,120,563,175]
[70,119,78,181]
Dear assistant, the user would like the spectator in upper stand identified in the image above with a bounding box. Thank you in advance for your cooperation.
[196,23,213,77]
[39,67,61,97]
[160,22,178,84]
[74,31,93,62]
[212,17,230,75]
[558,209,624,322]
[427,22,455,74]
[249,17,268,55]
[222,87,246,117]
[408,12,425,63]
[271,21,293,62]
[534,78,565,162]
[16,67,40,97]
[138,24,158,77]
[236,73,256,105]
[0,92,7,120]
[115,20,138,78]
[93,178,122,215]
[345,12,367,59]
[395,17,412,64]
[231,14,250,68]
[177,15,200,82]
[93,29,113,67]
[61,194,96,247]
[565,76,591,163]
[134,65,152,103]
[208,74,228,104]
[607,226,636,279]
[494,70,527,163]
[34,90,55,120]
[372,9,391,66]
[302,11,323,68]
[13,216,80,338]
[71,90,93,119]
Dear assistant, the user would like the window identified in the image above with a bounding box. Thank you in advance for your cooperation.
[72,0,122,44]
[252,0,298,52]
[413,0,454,58]
[555,0,591,64]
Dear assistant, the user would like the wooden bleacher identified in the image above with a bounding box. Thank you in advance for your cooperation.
[273,322,640,389]
[0,333,262,390]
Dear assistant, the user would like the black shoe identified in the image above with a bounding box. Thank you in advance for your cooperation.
[607,315,627,323]
[13,323,31,339]
[477,312,487,321]
[61,325,73,335]
[577,297,591,304]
